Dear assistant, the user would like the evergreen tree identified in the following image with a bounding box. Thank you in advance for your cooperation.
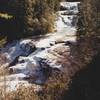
[8,0,60,37]
[76,0,99,67]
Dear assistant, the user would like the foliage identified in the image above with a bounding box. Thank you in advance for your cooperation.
[6,0,60,38]
[0,36,7,47]
[0,13,13,19]
[76,0,100,66]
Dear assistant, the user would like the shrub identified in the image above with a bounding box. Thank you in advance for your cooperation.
[6,0,60,39]
[0,36,7,47]
[0,71,70,100]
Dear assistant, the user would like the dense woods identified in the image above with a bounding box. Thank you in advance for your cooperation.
[77,0,100,67]
[0,0,61,40]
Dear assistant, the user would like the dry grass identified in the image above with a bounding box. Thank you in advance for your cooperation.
[0,37,7,47]
[0,70,70,100]
[3,86,39,100]
[0,67,8,100]
[0,68,9,77]
[41,73,70,100]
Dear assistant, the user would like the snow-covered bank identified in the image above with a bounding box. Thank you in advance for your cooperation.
[0,2,80,92]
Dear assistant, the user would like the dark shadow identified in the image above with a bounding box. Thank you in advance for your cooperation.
[63,54,100,100]
[0,17,24,42]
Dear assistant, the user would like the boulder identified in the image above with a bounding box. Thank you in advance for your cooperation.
[0,39,36,67]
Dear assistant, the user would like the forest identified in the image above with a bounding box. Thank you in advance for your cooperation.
[0,0,100,100]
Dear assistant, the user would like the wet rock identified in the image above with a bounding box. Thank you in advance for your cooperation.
[0,39,36,67]
[20,40,36,56]
[60,2,80,14]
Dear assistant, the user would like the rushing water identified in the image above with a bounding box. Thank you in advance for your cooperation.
[0,2,80,92]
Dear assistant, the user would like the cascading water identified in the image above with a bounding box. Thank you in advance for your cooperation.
[0,2,80,92]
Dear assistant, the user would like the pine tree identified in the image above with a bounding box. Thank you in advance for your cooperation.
[8,0,60,37]
[76,0,99,67]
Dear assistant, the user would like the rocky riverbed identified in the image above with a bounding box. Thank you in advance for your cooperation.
[0,2,80,92]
